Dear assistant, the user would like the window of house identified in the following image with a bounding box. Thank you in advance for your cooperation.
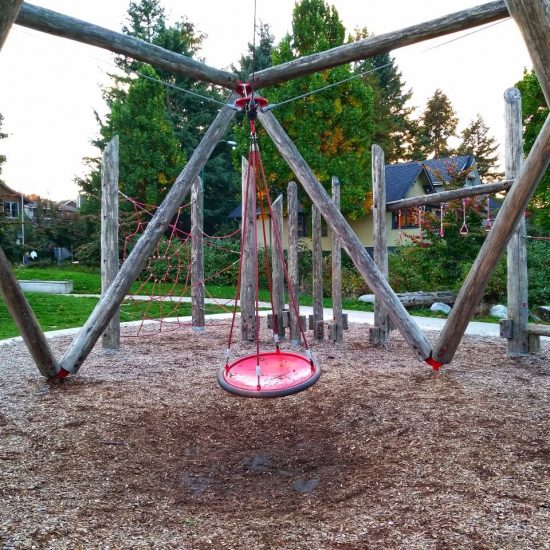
[321,219,328,237]
[3,201,19,218]
[392,207,420,229]
[297,212,307,238]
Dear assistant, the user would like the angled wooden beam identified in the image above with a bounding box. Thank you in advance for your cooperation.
[252,1,508,89]
[258,109,433,362]
[0,247,59,377]
[505,0,550,105]
[16,2,238,90]
[386,180,512,212]
[0,0,23,50]
[59,98,239,375]
[433,110,550,364]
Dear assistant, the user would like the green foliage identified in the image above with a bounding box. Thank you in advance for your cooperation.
[234,0,375,219]
[412,89,458,159]
[233,22,275,78]
[458,114,503,181]
[516,69,550,232]
[527,240,550,307]
[0,112,7,178]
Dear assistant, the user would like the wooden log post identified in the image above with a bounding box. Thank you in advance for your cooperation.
[16,3,238,90]
[252,2,508,88]
[370,144,391,345]
[240,156,256,341]
[258,109,433,361]
[433,112,550,364]
[270,194,285,340]
[101,136,120,351]
[191,176,205,333]
[311,204,324,340]
[0,246,59,377]
[287,181,301,344]
[59,98,238,375]
[330,177,344,343]
[503,88,535,354]
[0,0,23,50]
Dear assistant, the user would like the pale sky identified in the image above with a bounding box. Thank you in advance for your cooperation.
[0,0,534,200]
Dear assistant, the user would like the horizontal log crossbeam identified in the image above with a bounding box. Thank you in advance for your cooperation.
[386,180,512,212]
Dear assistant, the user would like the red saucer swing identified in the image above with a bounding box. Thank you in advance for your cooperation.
[218,89,321,398]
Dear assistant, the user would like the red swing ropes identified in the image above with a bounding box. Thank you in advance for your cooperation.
[218,88,321,398]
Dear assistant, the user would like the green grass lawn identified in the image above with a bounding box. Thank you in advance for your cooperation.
[0,293,232,340]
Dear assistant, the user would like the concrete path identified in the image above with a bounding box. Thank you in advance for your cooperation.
[1,293,511,346]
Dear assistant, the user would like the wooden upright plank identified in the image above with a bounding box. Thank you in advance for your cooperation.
[16,3,237,90]
[287,181,301,344]
[191,176,205,332]
[258,109,433,361]
[0,0,23,50]
[101,136,120,350]
[240,156,256,341]
[311,204,324,339]
[370,144,391,345]
[59,98,238,375]
[504,88,534,354]
[331,177,343,343]
[270,194,285,340]
[505,0,550,105]
[433,111,550,364]
[0,246,59,377]
[253,1,508,88]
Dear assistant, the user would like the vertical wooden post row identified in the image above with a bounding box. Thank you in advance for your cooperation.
[503,88,539,354]
[287,181,301,344]
[330,177,343,343]
[311,204,324,339]
[0,0,23,50]
[270,194,286,340]
[240,156,256,341]
[0,247,59,377]
[191,176,205,332]
[370,144,391,345]
[101,136,120,350]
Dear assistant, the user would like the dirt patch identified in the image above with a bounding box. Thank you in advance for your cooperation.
[0,324,549,549]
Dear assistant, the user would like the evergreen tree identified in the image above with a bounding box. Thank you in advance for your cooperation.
[516,69,550,231]
[352,30,415,162]
[234,0,375,219]
[458,114,503,181]
[233,22,275,78]
[413,89,458,159]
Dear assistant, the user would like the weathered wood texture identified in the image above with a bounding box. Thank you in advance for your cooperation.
[504,88,532,354]
[100,136,120,350]
[505,0,550,105]
[386,180,512,212]
[191,176,205,332]
[370,145,390,345]
[287,181,301,343]
[16,3,237,90]
[361,291,457,307]
[59,99,238,374]
[527,323,550,337]
[311,204,324,339]
[240,156,256,342]
[0,0,23,49]
[0,246,59,377]
[433,111,550,364]
[258,109,432,361]
[270,194,285,340]
[252,1,508,88]
[331,177,343,343]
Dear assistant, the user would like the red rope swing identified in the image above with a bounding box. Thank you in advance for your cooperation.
[218,87,321,398]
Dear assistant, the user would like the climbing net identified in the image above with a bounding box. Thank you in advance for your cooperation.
[119,194,241,335]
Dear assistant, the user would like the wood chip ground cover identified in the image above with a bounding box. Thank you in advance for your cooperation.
[0,324,548,549]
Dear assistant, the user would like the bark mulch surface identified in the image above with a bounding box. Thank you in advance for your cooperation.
[0,324,548,549]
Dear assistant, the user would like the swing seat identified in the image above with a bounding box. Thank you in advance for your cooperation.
[218,350,321,398]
